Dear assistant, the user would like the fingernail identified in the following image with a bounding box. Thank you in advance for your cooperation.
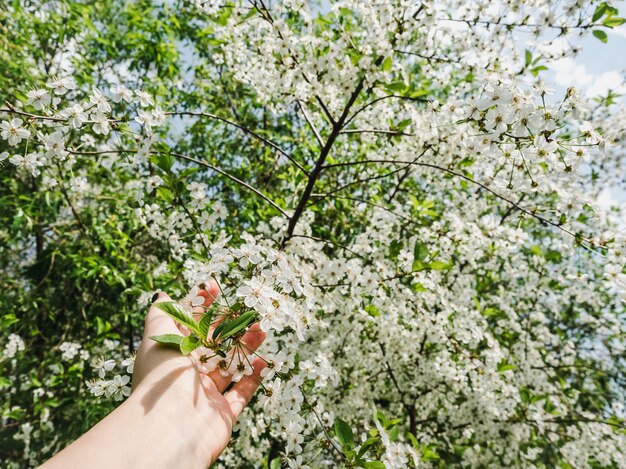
[151,292,160,303]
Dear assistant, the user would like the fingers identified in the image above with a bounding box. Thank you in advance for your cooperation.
[192,278,221,322]
[236,322,267,353]
[209,323,267,393]
[201,279,220,307]
[224,357,267,419]
[146,280,220,335]
[143,292,180,338]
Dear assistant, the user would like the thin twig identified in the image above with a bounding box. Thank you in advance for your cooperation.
[1,106,65,122]
[301,390,346,459]
[70,149,289,218]
[339,128,413,137]
[437,17,596,31]
[289,234,367,260]
[320,157,598,248]
[296,100,324,147]
[344,94,428,128]
[166,110,308,175]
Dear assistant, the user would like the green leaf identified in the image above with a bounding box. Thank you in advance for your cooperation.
[530,65,548,76]
[593,29,608,43]
[603,17,626,27]
[149,334,183,346]
[396,118,412,131]
[430,261,449,270]
[334,418,354,447]
[524,49,532,67]
[365,304,379,317]
[214,311,256,340]
[520,388,531,403]
[155,301,200,334]
[413,241,429,263]
[0,314,19,328]
[156,186,174,203]
[422,444,440,461]
[180,335,199,355]
[545,249,562,263]
[357,437,378,458]
[212,320,227,339]
[388,425,399,441]
[592,4,607,22]
[497,360,516,372]
[388,239,402,259]
[381,56,392,71]
[383,81,406,92]
[363,462,386,469]
[96,317,112,335]
[152,152,174,172]
[482,307,502,318]
[198,312,213,339]
[374,410,387,426]
[410,88,429,98]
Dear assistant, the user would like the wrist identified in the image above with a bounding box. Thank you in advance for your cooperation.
[42,369,216,469]
[130,365,231,468]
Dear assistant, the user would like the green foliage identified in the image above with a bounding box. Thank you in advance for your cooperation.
[179,335,199,355]
[149,334,183,346]
[213,311,256,340]
[593,29,608,43]
[154,302,201,335]
[334,417,354,448]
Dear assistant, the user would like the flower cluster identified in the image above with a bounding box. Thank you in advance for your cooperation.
[85,352,135,402]
[0,82,165,178]
[2,333,25,359]
[154,235,317,382]
[605,233,626,301]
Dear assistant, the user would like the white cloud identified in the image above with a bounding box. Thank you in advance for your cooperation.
[597,188,626,230]
[598,188,619,208]
[551,57,594,88]
[609,25,626,39]
[551,57,625,98]
[586,70,626,97]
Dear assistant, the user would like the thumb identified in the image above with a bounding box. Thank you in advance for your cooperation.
[143,291,180,338]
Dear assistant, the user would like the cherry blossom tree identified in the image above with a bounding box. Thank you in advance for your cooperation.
[1,0,626,467]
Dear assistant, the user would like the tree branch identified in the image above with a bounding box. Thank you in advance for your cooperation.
[315,147,430,201]
[71,149,289,218]
[296,100,324,147]
[344,94,428,128]
[166,111,308,175]
[282,73,370,244]
[320,158,598,248]
[339,128,413,137]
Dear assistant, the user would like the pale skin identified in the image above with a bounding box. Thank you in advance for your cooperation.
[42,281,267,469]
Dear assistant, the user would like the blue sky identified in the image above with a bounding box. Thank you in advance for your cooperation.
[549,26,626,98]
[545,26,626,215]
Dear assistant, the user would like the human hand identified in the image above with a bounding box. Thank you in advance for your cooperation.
[42,281,267,469]
[132,282,268,467]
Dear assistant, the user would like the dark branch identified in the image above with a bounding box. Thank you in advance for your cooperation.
[166,111,308,175]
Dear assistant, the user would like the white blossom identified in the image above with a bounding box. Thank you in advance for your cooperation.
[0,118,31,146]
